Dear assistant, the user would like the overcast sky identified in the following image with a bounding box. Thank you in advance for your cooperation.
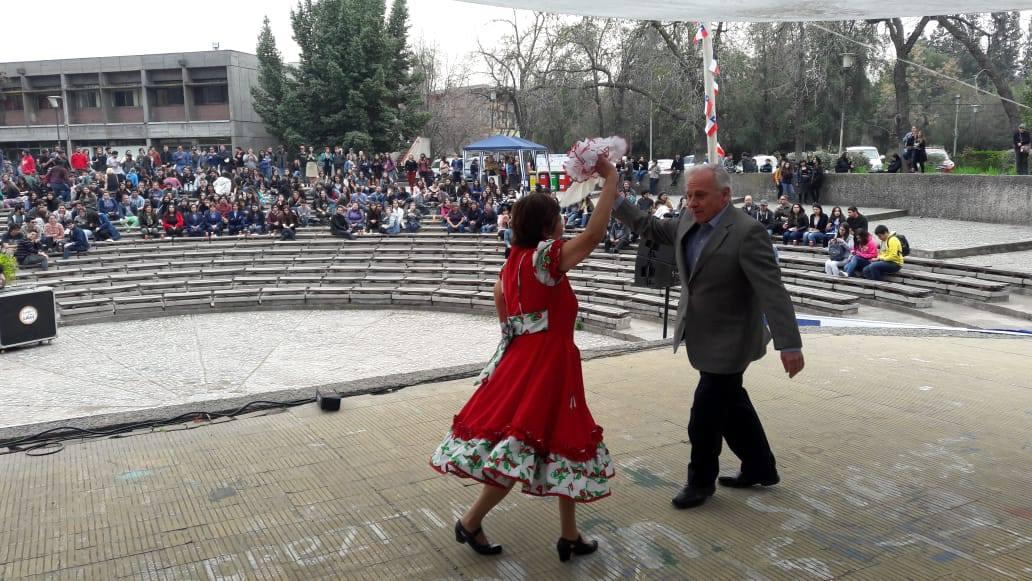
[3,0,515,67]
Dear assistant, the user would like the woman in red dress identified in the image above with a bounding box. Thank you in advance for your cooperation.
[431,158,620,562]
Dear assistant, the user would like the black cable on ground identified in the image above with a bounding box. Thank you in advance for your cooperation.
[0,397,315,457]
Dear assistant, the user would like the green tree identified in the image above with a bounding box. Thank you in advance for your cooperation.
[253,0,427,153]
[252,16,292,145]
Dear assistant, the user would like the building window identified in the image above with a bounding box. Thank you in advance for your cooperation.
[72,92,99,110]
[2,95,23,111]
[112,90,137,108]
[154,88,185,106]
[193,85,228,105]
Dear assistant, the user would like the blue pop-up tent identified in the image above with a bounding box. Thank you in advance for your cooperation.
[462,135,551,190]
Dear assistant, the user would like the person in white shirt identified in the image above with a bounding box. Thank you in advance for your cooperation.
[653,192,674,219]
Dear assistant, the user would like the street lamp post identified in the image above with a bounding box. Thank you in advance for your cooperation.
[837,53,855,154]
[46,95,62,150]
[952,94,961,157]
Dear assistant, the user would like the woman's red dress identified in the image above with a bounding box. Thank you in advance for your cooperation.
[430,239,614,502]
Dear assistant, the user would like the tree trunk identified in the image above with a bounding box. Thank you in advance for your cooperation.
[793,22,806,157]
[892,59,910,139]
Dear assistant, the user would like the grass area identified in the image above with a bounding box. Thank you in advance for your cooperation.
[951,166,1014,175]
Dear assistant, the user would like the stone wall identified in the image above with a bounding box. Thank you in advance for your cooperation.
[729,173,1032,226]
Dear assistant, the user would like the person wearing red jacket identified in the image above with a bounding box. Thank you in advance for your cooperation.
[161,209,184,238]
[20,150,37,177]
[70,149,89,172]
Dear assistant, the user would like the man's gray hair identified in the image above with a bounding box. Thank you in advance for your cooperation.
[683,163,732,192]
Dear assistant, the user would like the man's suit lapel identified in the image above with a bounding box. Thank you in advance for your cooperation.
[688,214,733,285]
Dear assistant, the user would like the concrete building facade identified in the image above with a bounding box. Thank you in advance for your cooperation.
[0,50,272,159]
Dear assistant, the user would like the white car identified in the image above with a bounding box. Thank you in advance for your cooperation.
[846,146,883,172]
[657,159,673,173]
[924,148,955,172]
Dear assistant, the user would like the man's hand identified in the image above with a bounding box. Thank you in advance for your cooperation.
[781,350,805,378]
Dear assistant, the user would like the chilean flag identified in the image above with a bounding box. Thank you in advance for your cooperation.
[716,142,726,158]
[712,79,720,95]
[704,95,714,117]
[708,57,720,76]
[693,23,708,46]
[705,114,718,137]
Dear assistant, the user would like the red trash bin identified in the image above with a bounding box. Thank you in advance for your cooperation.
[558,173,571,192]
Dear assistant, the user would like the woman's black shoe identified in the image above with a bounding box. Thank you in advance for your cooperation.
[454,519,503,555]
[556,535,598,562]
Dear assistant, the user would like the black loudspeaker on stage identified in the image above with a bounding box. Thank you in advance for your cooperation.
[0,287,58,352]
[634,239,678,289]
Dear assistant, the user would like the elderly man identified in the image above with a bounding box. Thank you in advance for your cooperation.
[614,164,804,510]
[741,195,758,219]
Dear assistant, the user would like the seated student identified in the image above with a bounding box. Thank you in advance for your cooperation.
[365,203,384,234]
[41,214,66,251]
[279,206,299,240]
[480,203,498,233]
[97,191,122,222]
[138,204,161,240]
[1,224,25,253]
[403,202,422,233]
[247,204,266,236]
[465,202,485,233]
[184,204,207,237]
[886,153,903,173]
[444,202,467,233]
[802,204,829,246]
[846,206,868,233]
[15,230,48,271]
[313,192,333,224]
[266,205,284,236]
[204,207,225,238]
[296,202,314,226]
[863,225,905,281]
[824,224,853,277]
[91,210,122,241]
[227,202,249,236]
[162,208,185,238]
[345,203,365,233]
[754,200,776,234]
[330,205,355,239]
[842,227,878,277]
[604,218,631,254]
[781,203,809,245]
[63,222,90,258]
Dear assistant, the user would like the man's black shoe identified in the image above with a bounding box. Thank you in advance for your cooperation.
[671,486,715,509]
[717,472,780,488]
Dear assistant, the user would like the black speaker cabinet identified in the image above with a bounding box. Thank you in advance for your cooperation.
[634,240,678,289]
[0,287,58,351]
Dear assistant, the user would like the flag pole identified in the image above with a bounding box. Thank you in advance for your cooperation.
[701,25,719,164]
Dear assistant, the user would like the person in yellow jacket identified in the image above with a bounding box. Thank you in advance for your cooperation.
[863,225,904,280]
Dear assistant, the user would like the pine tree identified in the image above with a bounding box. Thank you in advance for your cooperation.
[385,0,431,149]
[252,16,290,144]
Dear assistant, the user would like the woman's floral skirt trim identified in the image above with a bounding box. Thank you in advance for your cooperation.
[430,433,614,502]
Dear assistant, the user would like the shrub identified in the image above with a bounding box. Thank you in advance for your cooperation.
[957,148,1014,172]
[0,252,16,287]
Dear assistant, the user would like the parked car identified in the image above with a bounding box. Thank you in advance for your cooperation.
[845,146,883,172]
[924,148,955,173]
[657,159,673,173]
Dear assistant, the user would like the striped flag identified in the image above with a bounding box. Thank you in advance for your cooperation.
[704,95,714,117]
[716,142,726,158]
[705,114,718,137]
[693,23,708,46]
[712,79,719,95]
[708,57,720,76]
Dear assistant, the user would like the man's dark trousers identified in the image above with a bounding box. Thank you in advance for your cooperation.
[686,369,777,488]
[1018,152,1029,175]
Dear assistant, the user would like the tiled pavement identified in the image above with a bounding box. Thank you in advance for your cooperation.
[1,335,1030,580]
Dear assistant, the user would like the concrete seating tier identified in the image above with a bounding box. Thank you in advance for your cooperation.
[773,246,1010,302]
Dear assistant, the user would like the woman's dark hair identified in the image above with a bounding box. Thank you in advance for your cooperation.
[855,228,870,247]
[510,192,560,247]
[831,206,843,217]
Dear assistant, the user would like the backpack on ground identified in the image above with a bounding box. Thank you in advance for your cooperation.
[893,233,911,257]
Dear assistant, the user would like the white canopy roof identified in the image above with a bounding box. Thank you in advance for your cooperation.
[460,0,1032,22]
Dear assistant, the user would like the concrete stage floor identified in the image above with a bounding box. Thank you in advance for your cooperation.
[1,333,1030,580]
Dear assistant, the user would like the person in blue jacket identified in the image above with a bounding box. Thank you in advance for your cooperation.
[63,222,90,258]
[227,202,248,236]
[204,207,225,238]
[247,204,266,236]
[185,203,206,237]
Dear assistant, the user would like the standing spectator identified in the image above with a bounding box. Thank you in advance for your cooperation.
[797,161,812,203]
[902,125,917,172]
[1014,123,1031,175]
[863,225,905,281]
[842,228,878,277]
[70,148,89,172]
[779,162,795,199]
[451,156,464,183]
[404,154,418,189]
[15,230,48,270]
[20,150,37,181]
[279,207,299,240]
[810,159,825,203]
[912,130,927,173]
[647,160,661,195]
[834,153,852,173]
